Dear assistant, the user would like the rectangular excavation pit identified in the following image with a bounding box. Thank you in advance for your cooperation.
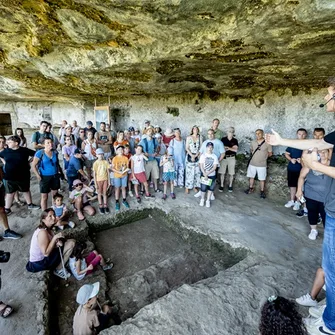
[91,209,248,322]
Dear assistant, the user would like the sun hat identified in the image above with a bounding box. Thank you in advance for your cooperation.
[76,282,100,305]
[96,148,104,155]
[73,179,83,186]
[164,128,174,137]
[145,126,154,133]
[65,124,72,129]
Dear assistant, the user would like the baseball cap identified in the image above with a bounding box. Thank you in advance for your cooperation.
[96,148,104,155]
[86,121,93,126]
[206,142,214,147]
[73,179,82,186]
[116,145,124,151]
[76,282,100,305]
[128,126,135,132]
[74,148,85,154]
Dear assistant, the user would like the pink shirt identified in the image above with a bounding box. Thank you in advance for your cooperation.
[29,228,53,262]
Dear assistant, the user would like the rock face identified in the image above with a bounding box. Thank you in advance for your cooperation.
[0,0,334,101]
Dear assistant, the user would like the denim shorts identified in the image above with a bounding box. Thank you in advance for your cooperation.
[114,175,128,188]
[200,175,216,192]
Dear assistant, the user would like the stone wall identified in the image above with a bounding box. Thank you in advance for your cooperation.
[1,89,334,153]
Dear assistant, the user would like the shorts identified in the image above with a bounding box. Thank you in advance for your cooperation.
[145,160,159,180]
[0,183,5,208]
[247,165,267,181]
[97,180,108,194]
[162,171,176,182]
[4,179,30,194]
[200,175,216,192]
[287,169,300,187]
[219,156,236,175]
[83,159,96,169]
[40,175,61,194]
[85,251,101,275]
[26,247,61,273]
[134,172,147,183]
[114,175,128,188]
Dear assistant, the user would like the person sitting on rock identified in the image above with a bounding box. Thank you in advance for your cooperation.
[73,282,112,335]
[260,295,307,335]
[69,179,95,221]
[26,208,75,279]
[51,193,75,230]
[66,149,89,191]
[69,241,113,280]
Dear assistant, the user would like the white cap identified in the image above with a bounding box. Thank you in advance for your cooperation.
[76,282,100,305]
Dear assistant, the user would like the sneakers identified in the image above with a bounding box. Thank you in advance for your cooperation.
[4,208,12,216]
[285,200,295,208]
[309,229,318,240]
[99,207,105,214]
[162,194,167,200]
[296,293,318,307]
[309,304,326,318]
[219,186,224,192]
[103,263,114,271]
[104,207,110,214]
[199,199,205,207]
[68,221,75,228]
[53,268,71,279]
[171,192,176,199]
[210,194,215,201]
[206,200,210,208]
[194,191,202,198]
[260,191,266,199]
[293,201,300,211]
[128,191,134,198]
[28,203,40,210]
[155,189,162,193]
[228,186,233,192]
[136,196,141,203]
[296,209,308,218]
[3,229,22,240]
[122,200,130,208]
[244,187,254,195]
[317,215,322,225]
[144,193,155,199]
[115,202,120,212]
[304,316,335,335]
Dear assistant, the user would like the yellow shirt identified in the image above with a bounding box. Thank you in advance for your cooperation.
[92,159,109,181]
[112,155,129,178]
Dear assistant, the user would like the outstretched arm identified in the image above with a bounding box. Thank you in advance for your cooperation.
[303,149,335,178]
[266,130,333,150]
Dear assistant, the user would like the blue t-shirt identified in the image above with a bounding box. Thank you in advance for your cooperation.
[66,156,82,177]
[35,150,58,176]
[139,138,157,161]
[286,147,303,172]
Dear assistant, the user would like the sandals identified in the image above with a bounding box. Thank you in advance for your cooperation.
[0,301,13,318]
[244,187,254,195]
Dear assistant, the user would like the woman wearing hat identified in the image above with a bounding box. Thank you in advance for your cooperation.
[185,126,202,194]
[162,127,175,148]
[73,282,112,335]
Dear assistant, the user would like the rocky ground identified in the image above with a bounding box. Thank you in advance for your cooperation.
[0,171,323,335]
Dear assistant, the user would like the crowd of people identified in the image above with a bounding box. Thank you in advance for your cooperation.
[0,79,335,334]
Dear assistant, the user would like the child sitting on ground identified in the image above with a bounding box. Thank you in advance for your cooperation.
[52,193,75,229]
[160,147,176,200]
[69,242,113,280]
[130,145,153,203]
[92,148,110,214]
[123,144,134,198]
[111,145,130,211]
[73,282,113,335]
[69,179,96,221]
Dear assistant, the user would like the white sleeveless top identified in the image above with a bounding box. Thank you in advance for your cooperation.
[29,228,52,262]
[83,139,97,161]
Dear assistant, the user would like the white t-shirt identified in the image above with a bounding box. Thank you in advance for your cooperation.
[199,153,219,177]
[131,154,146,174]
[160,155,175,173]
[69,257,87,280]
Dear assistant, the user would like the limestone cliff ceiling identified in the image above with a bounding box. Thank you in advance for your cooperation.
[0,0,334,102]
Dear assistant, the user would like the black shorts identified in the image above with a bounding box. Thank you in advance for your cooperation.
[0,182,5,208]
[40,175,60,194]
[287,170,300,187]
[4,179,30,193]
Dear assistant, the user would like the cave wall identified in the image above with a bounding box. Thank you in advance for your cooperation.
[1,89,334,153]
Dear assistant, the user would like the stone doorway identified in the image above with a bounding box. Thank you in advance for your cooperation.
[0,113,12,135]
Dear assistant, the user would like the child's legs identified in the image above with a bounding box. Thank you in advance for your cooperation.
[121,187,127,199]
[74,197,83,211]
[134,183,139,197]
[121,176,127,198]
[83,204,95,216]
[143,181,149,194]
[310,267,325,300]
[170,181,174,193]
[163,182,168,194]
[85,251,98,264]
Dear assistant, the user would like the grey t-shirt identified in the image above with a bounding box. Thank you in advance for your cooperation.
[324,131,335,217]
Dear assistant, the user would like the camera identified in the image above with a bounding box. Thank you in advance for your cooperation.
[0,250,10,263]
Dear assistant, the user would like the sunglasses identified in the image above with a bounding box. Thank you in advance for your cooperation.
[80,131,85,133]
[75,183,83,187]
[174,128,180,131]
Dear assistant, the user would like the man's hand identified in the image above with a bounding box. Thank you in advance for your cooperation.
[266,129,282,146]
[302,148,319,170]
[291,158,297,164]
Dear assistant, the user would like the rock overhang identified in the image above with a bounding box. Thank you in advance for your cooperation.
[0,0,334,102]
